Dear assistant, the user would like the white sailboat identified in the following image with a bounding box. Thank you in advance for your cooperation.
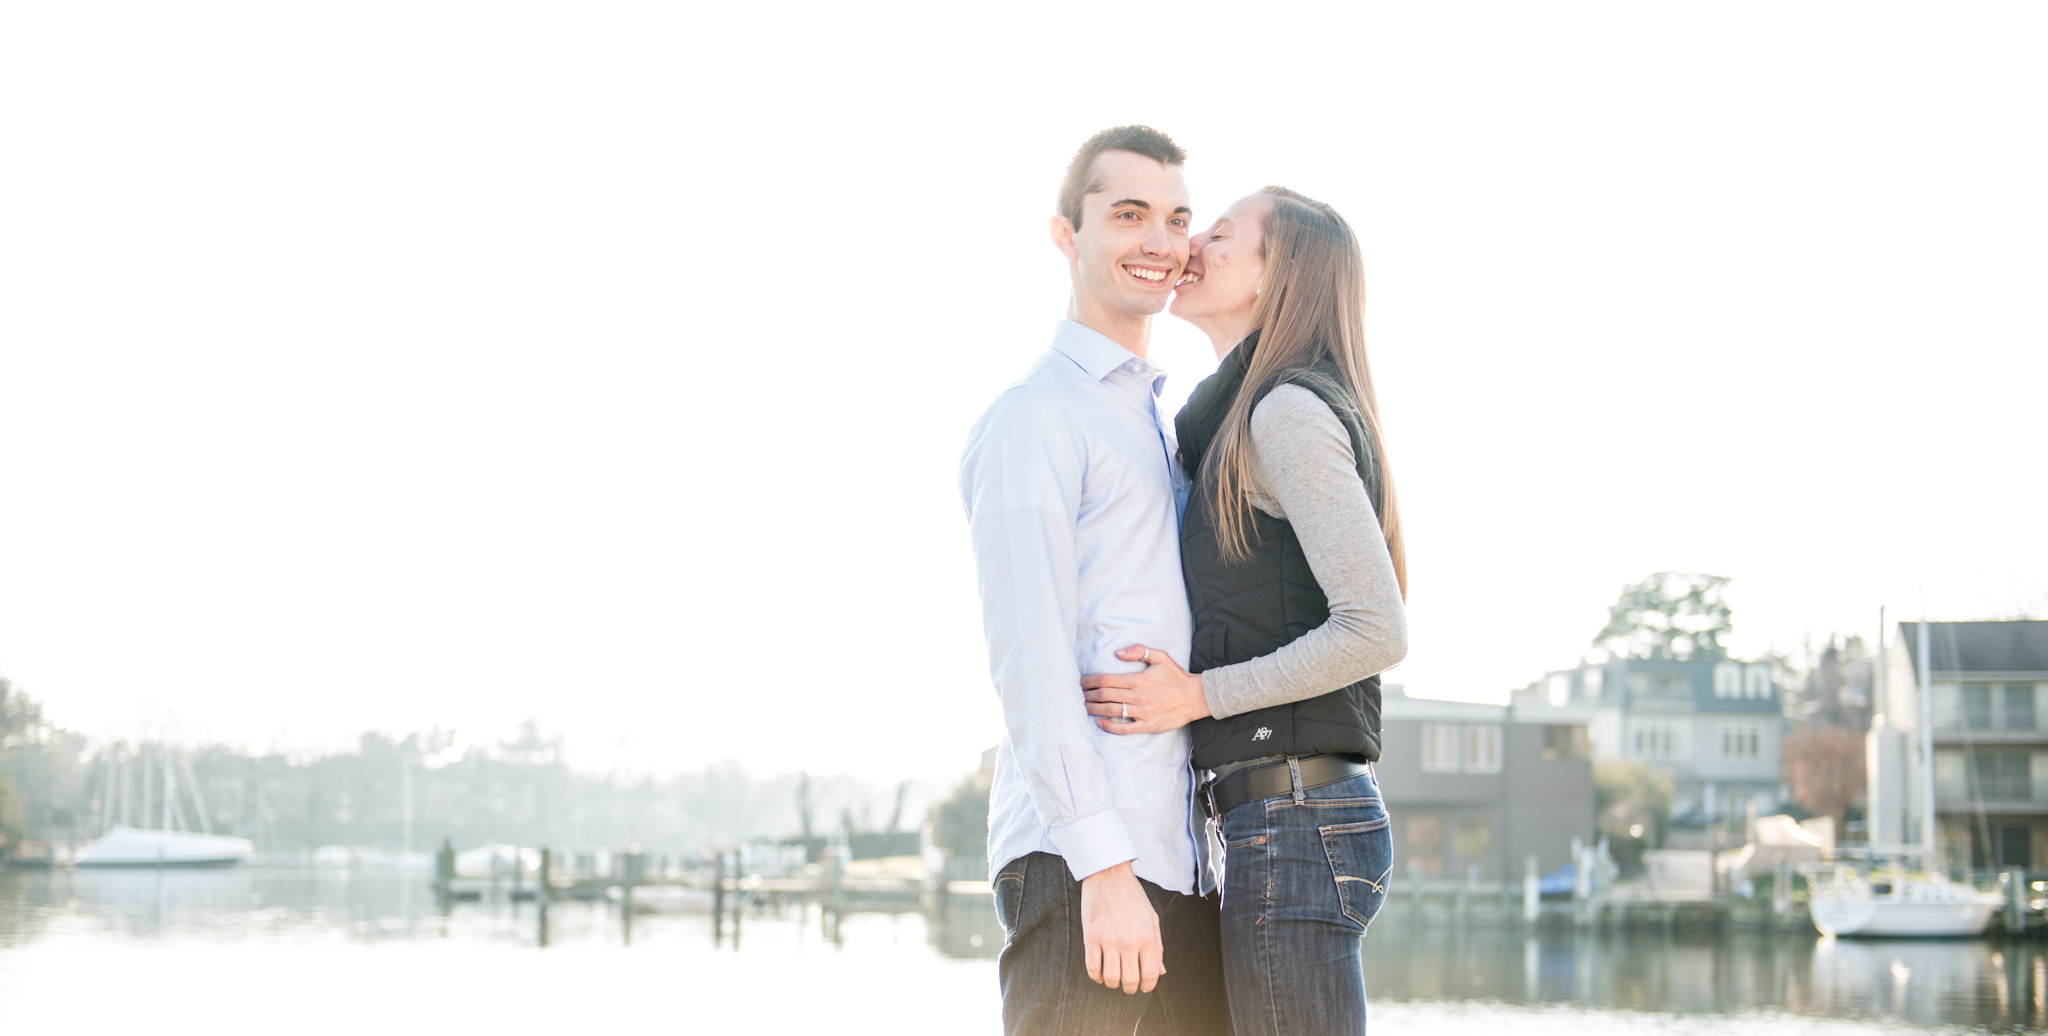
[77,742,253,867]
[1808,864,2000,937]
[1808,615,2003,937]
[76,825,254,867]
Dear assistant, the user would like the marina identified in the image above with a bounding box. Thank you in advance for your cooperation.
[3,865,2045,1033]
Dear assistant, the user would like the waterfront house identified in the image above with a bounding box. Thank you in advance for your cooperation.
[1510,657,1785,825]
[1377,685,1595,883]
[1868,620,2048,874]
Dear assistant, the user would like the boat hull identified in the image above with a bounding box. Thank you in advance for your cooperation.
[75,826,254,867]
[1810,896,1998,937]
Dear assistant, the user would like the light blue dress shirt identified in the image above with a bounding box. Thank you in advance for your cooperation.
[959,320,1203,894]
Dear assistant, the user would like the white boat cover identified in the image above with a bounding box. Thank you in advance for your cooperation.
[453,843,540,878]
[76,826,254,867]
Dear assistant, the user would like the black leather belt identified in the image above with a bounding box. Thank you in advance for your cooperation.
[1201,754,1372,818]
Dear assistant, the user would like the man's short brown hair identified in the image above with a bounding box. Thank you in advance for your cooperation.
[1057,125,1187,231]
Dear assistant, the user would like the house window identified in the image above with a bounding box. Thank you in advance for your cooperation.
[1932,683,1963,730]
[1714,662,1742,699]
[2005,684,2037,730]
[1455,819,1492,858]
[1463,725,1503,774]
[1406,815,1444,876]
[1970,752,2032,801]
[1964,684,1995,730]
[1421,724,1461,773]
[1544,724,1591,760]
[1744,664,1773,700]
[1719,722,1762,760]
[1631,720,1683,760]
[1934,749,1966,799]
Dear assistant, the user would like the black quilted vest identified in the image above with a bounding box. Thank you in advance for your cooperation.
[1178,357,1385,770]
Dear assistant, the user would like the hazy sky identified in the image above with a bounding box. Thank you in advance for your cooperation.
[2,3,2043,782]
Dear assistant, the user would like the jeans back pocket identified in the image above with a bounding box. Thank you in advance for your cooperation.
[1319,815,1392,930]
[993,862,1028,939]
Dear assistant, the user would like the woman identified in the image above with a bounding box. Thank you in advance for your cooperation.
[1081,186,1409,1035]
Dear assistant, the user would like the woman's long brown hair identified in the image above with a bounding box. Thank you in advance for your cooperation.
[1203,186,1407,597]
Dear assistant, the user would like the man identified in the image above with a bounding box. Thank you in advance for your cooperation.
[959,126,1229,1036]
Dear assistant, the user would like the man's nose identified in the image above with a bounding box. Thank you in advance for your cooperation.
[1143,220,1176,257]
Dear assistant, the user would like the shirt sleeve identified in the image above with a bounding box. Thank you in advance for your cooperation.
[1198,384,1409,719]
[959,387,1138,881]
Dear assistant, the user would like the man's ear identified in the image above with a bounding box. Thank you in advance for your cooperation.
[1049,215,1080,261]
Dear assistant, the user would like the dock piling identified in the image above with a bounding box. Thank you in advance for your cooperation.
[2008,867,2028,934]
[1523,855,1539,923]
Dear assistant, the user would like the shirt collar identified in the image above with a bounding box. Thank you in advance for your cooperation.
[1051,319,1150,383]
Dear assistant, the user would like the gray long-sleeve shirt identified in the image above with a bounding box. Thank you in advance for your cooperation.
[1196,384,1409,719]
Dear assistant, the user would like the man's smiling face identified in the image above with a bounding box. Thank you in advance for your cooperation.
[1062,150,1191,321]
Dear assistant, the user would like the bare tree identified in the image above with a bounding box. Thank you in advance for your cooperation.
[1782,724,1865,824]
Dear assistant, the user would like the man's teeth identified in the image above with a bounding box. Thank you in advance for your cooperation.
[1126,266,1167,282]
[1176,272,1202,287]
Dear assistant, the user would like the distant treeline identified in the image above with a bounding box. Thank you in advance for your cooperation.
[0,679,939,860]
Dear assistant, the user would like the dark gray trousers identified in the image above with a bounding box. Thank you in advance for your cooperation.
[993,852,1233,1036]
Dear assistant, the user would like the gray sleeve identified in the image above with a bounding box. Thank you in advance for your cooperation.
[1199,384,1409,720]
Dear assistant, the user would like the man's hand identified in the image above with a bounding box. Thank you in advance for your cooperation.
[1081,644,1212,734]
[1079,861,1164,994]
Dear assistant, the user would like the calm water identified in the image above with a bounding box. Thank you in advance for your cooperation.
[2,867,2040,1034]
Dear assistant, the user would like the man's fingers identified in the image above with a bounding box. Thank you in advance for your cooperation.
[1117,644,1151,661]
[1140,942,1166,993]
[1084,702,1127,718]
[1120,947,1142,994]
[1097,937,1130,986]
[1086,941,1104,985]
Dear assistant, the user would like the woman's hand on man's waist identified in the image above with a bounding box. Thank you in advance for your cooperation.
[1081,645,1213,734]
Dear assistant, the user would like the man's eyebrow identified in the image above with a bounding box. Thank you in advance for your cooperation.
[1104,199,1193,217]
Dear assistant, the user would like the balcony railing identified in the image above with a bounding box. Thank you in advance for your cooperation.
[1935,776,2048,802]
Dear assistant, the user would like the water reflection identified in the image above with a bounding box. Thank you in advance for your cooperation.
[3,869,2043,1032]
[1360,925,2047,1031]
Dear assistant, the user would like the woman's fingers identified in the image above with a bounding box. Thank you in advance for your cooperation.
[1116,644,1152,661]
[1083,701,1127,718]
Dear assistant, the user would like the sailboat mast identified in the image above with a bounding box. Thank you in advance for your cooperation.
[181,752,213,836]
[162,747,175,832]
[1919,614,1936,867]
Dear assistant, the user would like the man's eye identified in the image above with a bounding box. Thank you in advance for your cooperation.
[1117,211,1139,220]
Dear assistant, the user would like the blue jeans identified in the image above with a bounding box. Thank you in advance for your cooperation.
[1217,764,1391,1036]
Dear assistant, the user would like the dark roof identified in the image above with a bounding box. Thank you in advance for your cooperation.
[1900,621,2048,675]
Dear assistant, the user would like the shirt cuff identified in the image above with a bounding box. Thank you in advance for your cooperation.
[1201,664,1252,720]
[1050,808,1139,881]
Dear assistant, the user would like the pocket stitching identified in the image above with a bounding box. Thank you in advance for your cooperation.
[1321,815,1390,835]
[1320,821,1392,929]
[993,873,1026,934]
